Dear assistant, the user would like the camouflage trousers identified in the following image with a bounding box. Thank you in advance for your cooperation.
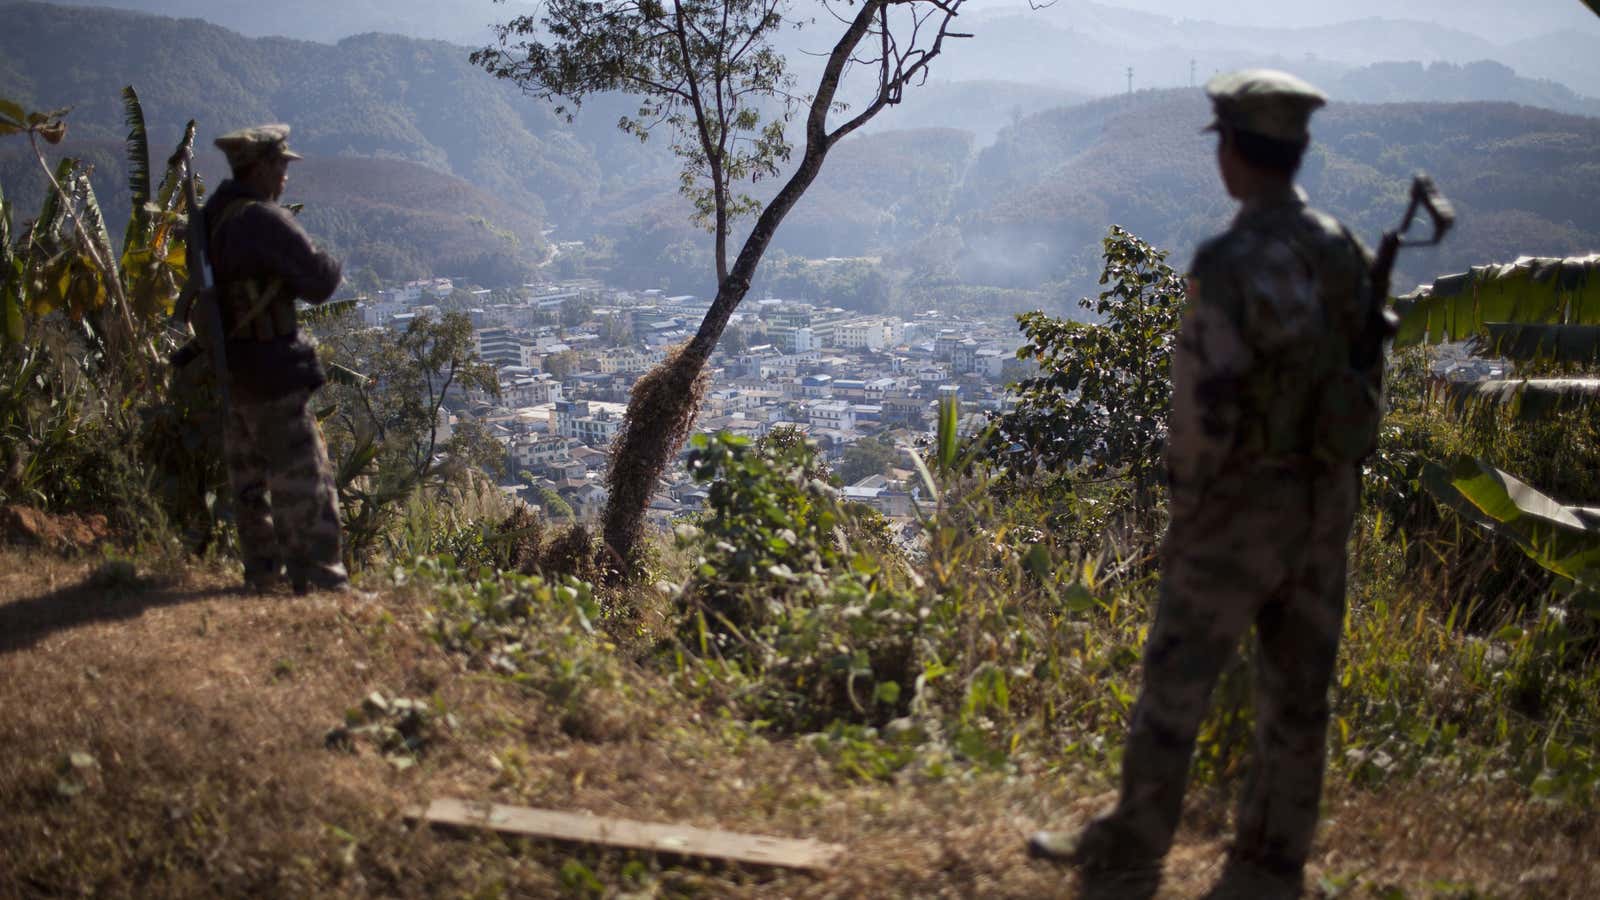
[1093,464,1359,881]
[224,388,347,588]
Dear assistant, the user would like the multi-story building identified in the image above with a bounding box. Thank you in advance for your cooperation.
[832,379,868,402]
[765,301,813,330]
[500,373,564,407]
[951,339,980,374]
[833,319,887,351]
[934,330,963,360]
[596,347,665,375]
[768,324,814,353]
[551,399,627,445]
[807,400,856,432]
[881,394,928,428]
[511,434,575,471]
[475,326,524,370]
[799,374,833,398]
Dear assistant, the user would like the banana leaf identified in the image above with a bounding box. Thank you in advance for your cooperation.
[1421,455,1600,585]
[1392,254,1600,348]
[326,362,369,387]
[936,393,959,475]
[300,297,358,325]
[71,171,120,300]
[0,184,15,344]
[0,97,24,135]
[120,85,151,255]
[29,157,78,253]
[156,121,198,212]
[1435,378,1600,420]
[1474,323,1600,364]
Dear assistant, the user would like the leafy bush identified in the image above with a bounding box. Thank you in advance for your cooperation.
[410,557,621,725]
[982,225,1182,526]
[681,430,852,633]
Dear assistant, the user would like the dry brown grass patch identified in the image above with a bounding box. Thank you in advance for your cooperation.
[3,548,1596,898]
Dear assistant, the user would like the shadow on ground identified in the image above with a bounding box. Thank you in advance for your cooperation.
[0,571,232,655]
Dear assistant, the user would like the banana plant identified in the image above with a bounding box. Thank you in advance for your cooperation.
[1392,254,1600,349]
[1421,456,1600,587]
[2,89,196,356]
[1391,254,1600,593]
[1393,254,1600,416]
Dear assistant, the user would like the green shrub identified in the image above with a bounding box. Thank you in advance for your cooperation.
[409,557,619,717]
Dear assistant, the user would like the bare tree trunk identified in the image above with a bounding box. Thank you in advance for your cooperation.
[600,146,834,575]
[599,0,967,576]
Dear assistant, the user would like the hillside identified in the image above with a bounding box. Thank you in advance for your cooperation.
[6,2,1599,300]
[3,542,1597,897]
[0,2,610,223]
[956,90,1600,298]
[0,141,551,287]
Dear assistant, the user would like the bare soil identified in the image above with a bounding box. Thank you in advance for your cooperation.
[1,549,1595,898]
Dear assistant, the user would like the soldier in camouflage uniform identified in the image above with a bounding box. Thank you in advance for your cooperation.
[1029,71,1378,899]
[206,124,348,595]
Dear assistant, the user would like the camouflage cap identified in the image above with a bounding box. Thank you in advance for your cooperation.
[1203,69,1327,143]
[214,123,304,170]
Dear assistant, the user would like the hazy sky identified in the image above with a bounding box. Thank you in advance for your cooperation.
[47,0,1600,46]
[1005,0,1600,43]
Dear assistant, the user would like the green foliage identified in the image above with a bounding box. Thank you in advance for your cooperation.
[835,435,900,485]
[982,226,1183,498]
[681,431,848,632]
[1334,532,1600,806]
[1393,254,1600,348]
[1477,322,1600,365]
[1386,254,1600,600]
[1,92,221,544]
[1436,377,1600,421]
[408,557,621,719]
[472,0,795,254]
[751,253,892,315]
[1422,457,1600,590]
[312,310,502,567]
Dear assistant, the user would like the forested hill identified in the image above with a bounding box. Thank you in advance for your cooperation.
[0,1,616,220]
[0,1,621,283]
[951,90,1600,299]
[4,2,1599,299]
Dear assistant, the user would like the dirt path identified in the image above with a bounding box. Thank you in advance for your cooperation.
[1,550,1594,898]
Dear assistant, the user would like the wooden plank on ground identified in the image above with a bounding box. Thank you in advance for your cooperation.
[409,798,844,872]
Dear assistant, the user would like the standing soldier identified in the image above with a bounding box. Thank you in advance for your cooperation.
[206,124,349,595]
[1028,71,1377,899]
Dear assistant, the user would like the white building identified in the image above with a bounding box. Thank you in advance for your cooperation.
[808,400,856,432]
[834,319,887,351]
[551,399,627,445]
[511,434,574,470]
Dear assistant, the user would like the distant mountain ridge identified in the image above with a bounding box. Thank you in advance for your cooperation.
[951,89,1600,299]
[34,0,1600,99]
[4,2,1599,299]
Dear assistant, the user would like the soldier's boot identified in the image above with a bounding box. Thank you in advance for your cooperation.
[243,556,284,593]
[1200,853,1303,900]
[1027,816,1162,900]
[290,562,350,596]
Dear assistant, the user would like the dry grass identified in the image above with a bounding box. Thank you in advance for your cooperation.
[1,548,1596,898]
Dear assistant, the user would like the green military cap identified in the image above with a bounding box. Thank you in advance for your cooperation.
[214,123,304,170]
[1203,69,1327,143]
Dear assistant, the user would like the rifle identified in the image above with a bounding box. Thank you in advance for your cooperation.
[1355,174,1455,369]
[169,148,232,415]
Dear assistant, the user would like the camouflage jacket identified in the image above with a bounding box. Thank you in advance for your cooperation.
[1167,185,1374,493]
[202,179,342,402]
